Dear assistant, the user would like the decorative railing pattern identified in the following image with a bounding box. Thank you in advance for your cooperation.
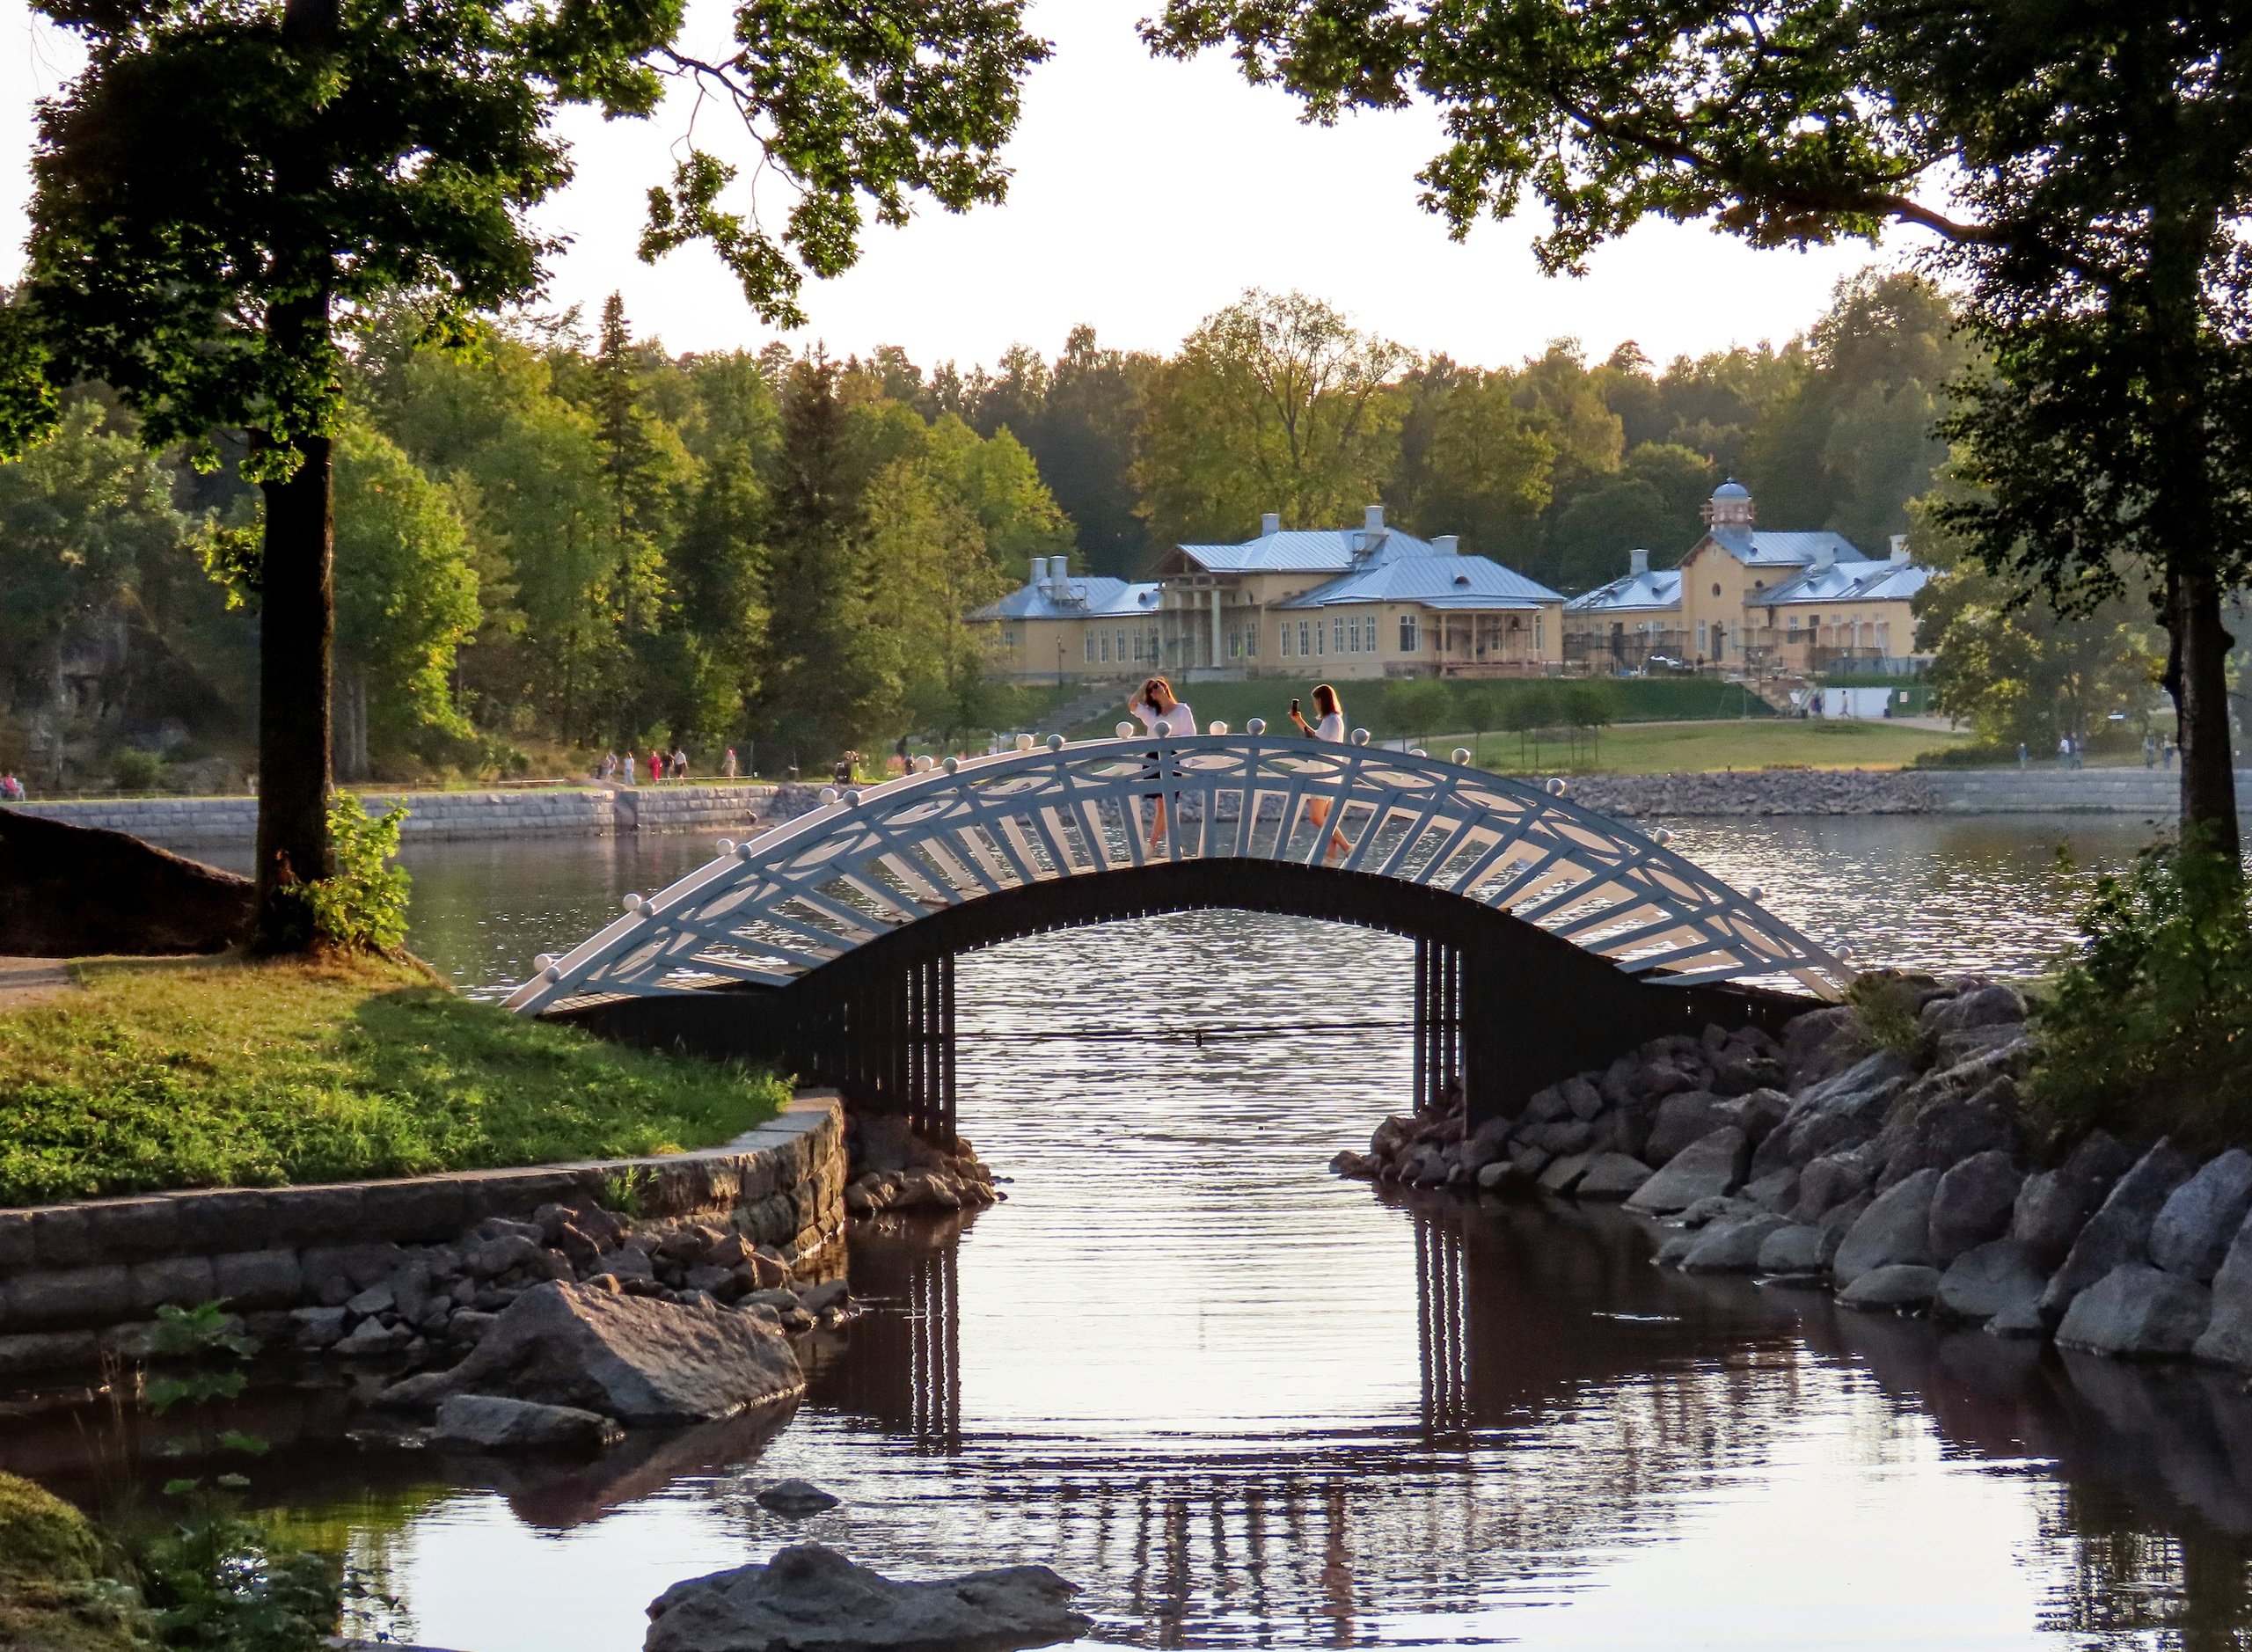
[504,734,1852,1015]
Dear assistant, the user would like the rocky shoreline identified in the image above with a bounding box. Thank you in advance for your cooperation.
[1338,983,2252,1368]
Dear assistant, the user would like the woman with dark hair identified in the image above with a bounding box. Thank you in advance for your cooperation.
[1129,676,1196,849]
[1289,682,1349,863]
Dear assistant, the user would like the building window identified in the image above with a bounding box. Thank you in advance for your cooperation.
[1280,622,1293,657]
[1228,625,1242,660]
[1333,617,1345,654]
[1711,582,1722,598]
[1535,616,1543,649]
[1149,628,1159,661]
[1300,620,1313,655]
[1084,632,1095,662]
[1788,613,1800,632]
[1100,632,1111,662]
[1696,622,1708,654]
[1313,618,1325,655]
[1400,615,1417,652]
[1003,626,1019,647]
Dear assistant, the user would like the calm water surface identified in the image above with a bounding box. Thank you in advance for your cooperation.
[40,814,2252,1649]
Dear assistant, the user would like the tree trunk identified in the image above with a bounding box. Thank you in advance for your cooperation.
[252,418,335,949]
[2166,568,2240,865]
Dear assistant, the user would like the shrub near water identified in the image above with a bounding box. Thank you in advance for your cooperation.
[0,954,786,1205]
[2031,836,2252,1145]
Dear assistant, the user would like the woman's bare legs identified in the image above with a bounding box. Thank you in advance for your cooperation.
[1306,796,1348,863]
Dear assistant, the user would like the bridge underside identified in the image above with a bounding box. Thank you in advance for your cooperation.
[552,859,1814,1143]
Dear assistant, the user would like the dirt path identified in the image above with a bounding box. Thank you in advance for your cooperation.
[0,957,77,1012]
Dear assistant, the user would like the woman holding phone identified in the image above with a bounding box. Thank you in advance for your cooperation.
[1289,683,1349,863]
[1130,676,1196,849]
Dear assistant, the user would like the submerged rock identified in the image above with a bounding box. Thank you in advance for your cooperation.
[645,1543,1091,1652]
[1755,1223,1839,1276]
[755,1480,842,1517]
[434,1394,621,1453]
[1572,1153,1652,1201]
[1838,1264,1942,1312]
[1679,1213,1788,1274]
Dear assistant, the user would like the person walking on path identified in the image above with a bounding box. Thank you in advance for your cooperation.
[723,747,738,780]
[598,750,618,783]
[1129,676,1195,850]
[1288,683,1350,863]
[624,750,638,786]
[833,751,857,786]
[671,745,689,782]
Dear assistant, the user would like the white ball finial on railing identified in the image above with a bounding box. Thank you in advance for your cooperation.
[1409,747,1427,757]
[1014,733,1036,752]
[844,789,863,807]
[533,954,556,972]
[1351,727,1371,745]
[1208,720,1228,735]
[736,841,757,859]
[818,786,839,806]
[1047,733,1065,751]
[1745,886,1766,903]
[1247,717,1266,735]
[541,963,562,983]
[915,755,936,773]
[622,894,644,914]
[943,755,961,774]
[1452,747,1471,765]
[1116,721,1135,739]
[1652,828,1674,846]
[715,838,734,855]
[1545,777,1568,796]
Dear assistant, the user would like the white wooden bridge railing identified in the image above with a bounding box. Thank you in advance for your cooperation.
[504,732,1853,1015]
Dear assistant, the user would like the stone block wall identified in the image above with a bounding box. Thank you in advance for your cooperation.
[0,1096,844,1378]
[1564,770,1938,817]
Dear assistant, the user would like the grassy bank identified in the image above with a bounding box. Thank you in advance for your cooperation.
[1064,675,1775,740]
[0,954,786,1208]
[1463,717,1966,774]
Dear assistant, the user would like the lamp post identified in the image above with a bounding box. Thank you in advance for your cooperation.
[1057,640,1064,688]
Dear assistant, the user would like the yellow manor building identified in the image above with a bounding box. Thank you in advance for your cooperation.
[975,508,1566,683]
[1563,481,1932,674]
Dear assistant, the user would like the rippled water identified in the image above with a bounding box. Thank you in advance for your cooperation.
[24,814,2252,1649]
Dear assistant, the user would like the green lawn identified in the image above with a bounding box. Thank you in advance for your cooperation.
[1461,717,1968,774]
[0,955,786,1207]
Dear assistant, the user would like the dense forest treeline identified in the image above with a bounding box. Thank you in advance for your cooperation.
[0,268,2056,786]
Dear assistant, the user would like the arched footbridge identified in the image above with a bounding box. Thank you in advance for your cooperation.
[511,734,1852,1140]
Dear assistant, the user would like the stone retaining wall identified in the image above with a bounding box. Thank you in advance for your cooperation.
[0,1094,844,1378]
[11,783,824,848]
[1565,770,1937,817]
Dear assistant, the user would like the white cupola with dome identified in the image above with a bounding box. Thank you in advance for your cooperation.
[1701,479,1756,529]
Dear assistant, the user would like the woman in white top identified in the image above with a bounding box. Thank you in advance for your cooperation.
[1130,676,1196,848]
[1288,682,1349,863]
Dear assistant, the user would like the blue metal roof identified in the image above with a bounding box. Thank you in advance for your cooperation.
[971,575,1162,622]
[1174,526,1441,574]
[1702,526,1868,568]
[1746,558,1933,607]
[1564,567,1684,613]
[1276,553,1562,610]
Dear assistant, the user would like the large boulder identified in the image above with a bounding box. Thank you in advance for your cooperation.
[1623,1127,1750,1216]
[1832,1168,1941,1290]
[1751,1052,1912,1177]
[1781,1005,1867,1089]
[0,808,252,955]
[1757,1223,1840,1276]
[2037,1138,2197,1322]
[645,1544,1091,1652]
[1642,1093,1735,1166]
[2150,1150,2252,1281]
[1927,1151,2025,1265]
[1935,1239,2047,1326]
[1919,982,2027,1045]
[2054,1263,2212,1358]
[1873,1080,2021,1191]
[2192,1210,2252,1371]
[434,1394,622,1452]
[2010,1130,2137,1267]
[1573,1153,1652,1201]
[1790,1149,1876,1224]
[406,1281,804,1424]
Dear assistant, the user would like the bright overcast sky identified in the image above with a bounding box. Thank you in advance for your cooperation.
[0,0,1910,373]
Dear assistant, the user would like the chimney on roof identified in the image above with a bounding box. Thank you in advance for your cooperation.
[1364,504,1386,534]
[1049,552,1068,589]
[1890,533,1911,564]
[1030,555,1048,588]
[1433,535,1460,556]
[1261,511,1281,537]
[1629,548,1650,576]
[1812,543,1837,572]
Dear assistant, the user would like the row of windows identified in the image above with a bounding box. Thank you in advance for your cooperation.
[1279,615,1420,657]
[1085,628,1161,664]
[1035,610,1558,662]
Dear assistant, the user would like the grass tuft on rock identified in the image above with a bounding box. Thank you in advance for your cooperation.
[0,954,787,1206]
[0,1471,143,1652]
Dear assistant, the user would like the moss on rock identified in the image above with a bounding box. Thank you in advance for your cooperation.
[0,1471,146,1651]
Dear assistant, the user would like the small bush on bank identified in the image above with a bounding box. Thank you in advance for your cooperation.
[1910,742,2022,768]
[0,954,786,1205]
[2031,835,2252,1144]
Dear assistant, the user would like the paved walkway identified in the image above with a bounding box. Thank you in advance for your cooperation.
[0,957,77,1012]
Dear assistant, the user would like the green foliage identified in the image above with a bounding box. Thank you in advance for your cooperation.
[0,1469,147,1652]
[1844,972,1926,1058]
[2031,837,2252,1144]
[0,954,786,1205]
[110,749,163,793]
[129,1489,340,1652]
[303,794,410,954]
[1381,678,1452,741]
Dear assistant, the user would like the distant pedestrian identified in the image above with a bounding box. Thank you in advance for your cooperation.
[598,750,618,783]
[2017,742,2029,768]
[0,771,21,802]
[2167,740,2177,770]
[1129,676,1196,849]
[2058,735,2072,769]
[672,745,689,781]
[1288,683,1350,863]
[723,747,738,780]
[833,751,856,786]
[624,750,638,786]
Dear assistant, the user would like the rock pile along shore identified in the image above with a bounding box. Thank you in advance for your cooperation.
[844,1116,1003,1218]
[1337,982,2252,1367]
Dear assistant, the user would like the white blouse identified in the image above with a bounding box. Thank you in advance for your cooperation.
[1313,711,1345,742]
[1133,700,1197,738]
